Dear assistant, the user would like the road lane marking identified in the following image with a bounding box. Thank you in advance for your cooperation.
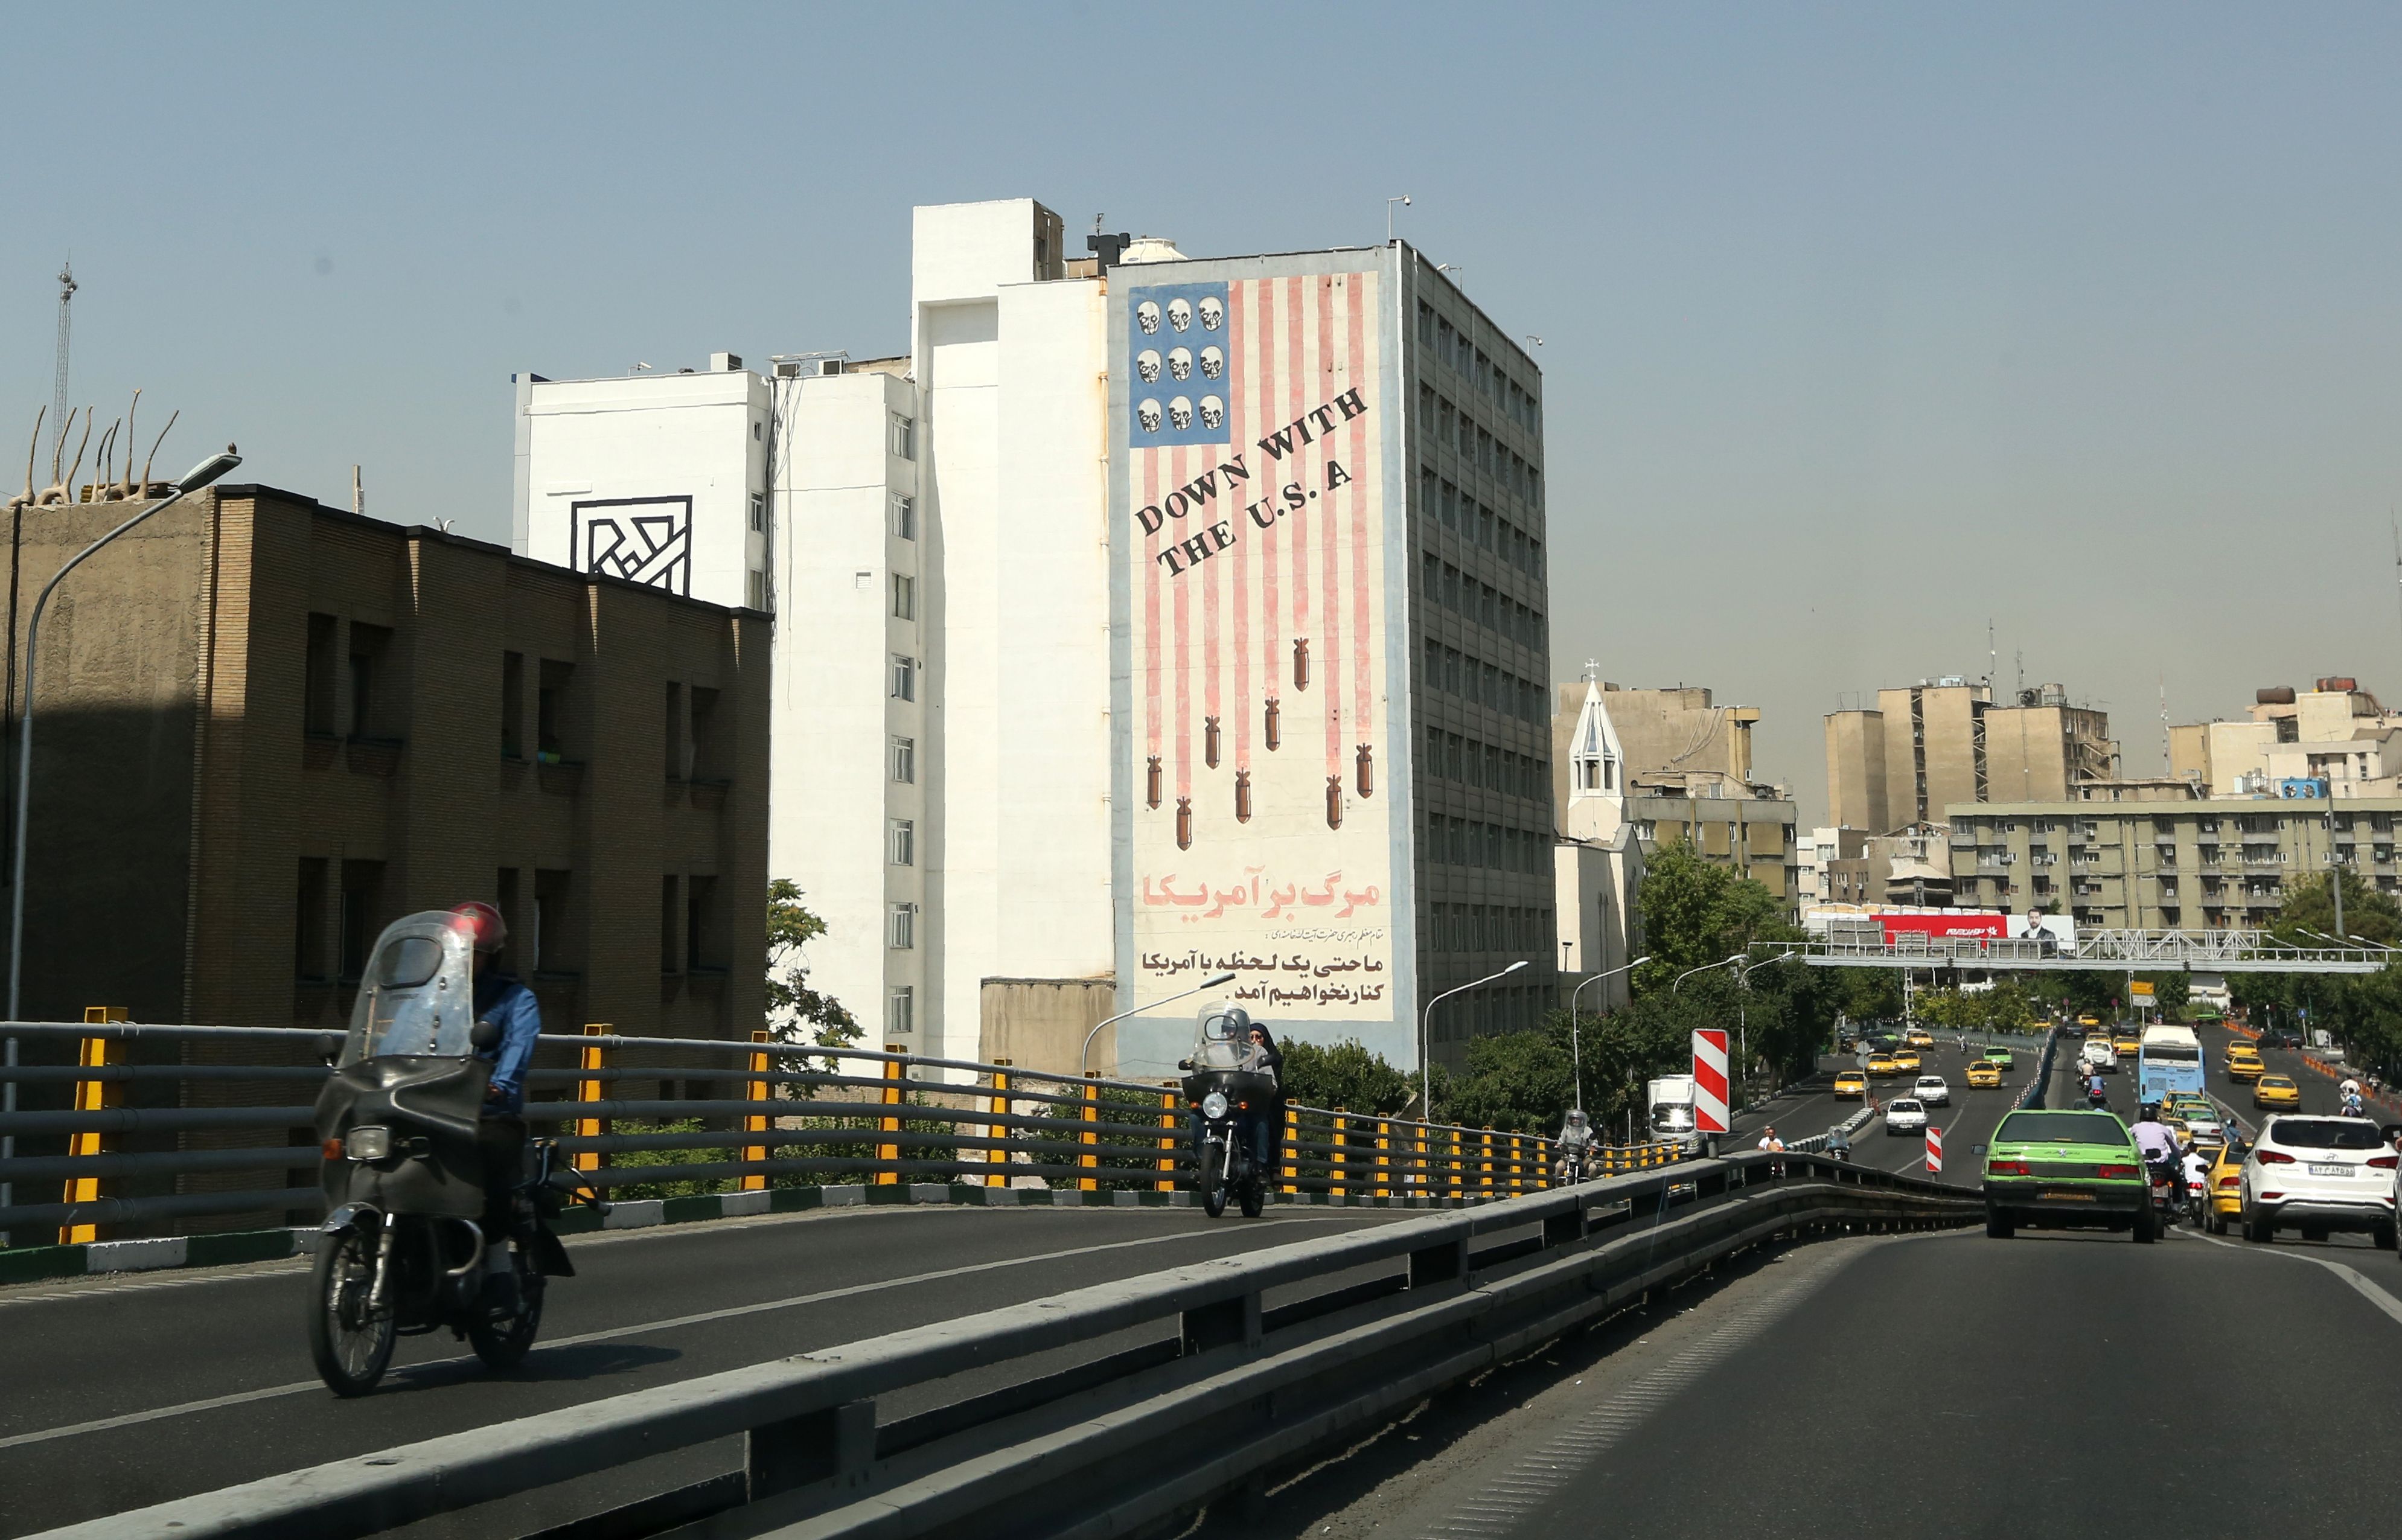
[2182,1228,2402,1328]
[0,1218,1330,1452]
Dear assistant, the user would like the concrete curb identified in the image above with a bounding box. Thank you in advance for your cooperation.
[0,1181,1519,1286]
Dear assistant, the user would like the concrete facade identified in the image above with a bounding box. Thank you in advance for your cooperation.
[1824,709,1889,833]
[1948,794,2394,928]
[1828,680,2115,832]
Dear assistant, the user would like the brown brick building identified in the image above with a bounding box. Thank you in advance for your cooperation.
[5,482,767,1075]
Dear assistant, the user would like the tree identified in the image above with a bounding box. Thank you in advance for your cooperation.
[1279,1038,1413,1116]
[1629,842,1801,997]
[765,878,857,1056]
[1448,1029,1576,1134]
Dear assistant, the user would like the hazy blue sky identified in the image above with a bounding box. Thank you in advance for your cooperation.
[5,5,2398,820]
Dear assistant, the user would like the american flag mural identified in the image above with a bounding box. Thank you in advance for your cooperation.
[1121,267,1396,1025]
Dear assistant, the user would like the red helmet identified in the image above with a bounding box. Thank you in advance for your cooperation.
[450,901,506,954]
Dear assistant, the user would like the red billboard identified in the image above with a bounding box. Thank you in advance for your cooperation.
[1878,911,2007,942]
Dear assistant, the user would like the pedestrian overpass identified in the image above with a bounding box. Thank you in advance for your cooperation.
[1783,927,2386,973]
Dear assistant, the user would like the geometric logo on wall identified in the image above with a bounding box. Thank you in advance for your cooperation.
[570,496,692,596]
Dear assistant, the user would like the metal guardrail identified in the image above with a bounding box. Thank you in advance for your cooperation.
[45,1150,1979,1540]
[0,1021,1683,1241]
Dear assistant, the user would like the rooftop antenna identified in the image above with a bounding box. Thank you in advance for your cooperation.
[51,263,75,464]
[2014,648,2024,700]
[2159,675,2171,774]
[1986,618,1996,691]
[2390,513,2402,668]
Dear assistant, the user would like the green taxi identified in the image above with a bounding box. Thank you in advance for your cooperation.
[1982,1108,2153,1242]
[1982,1044,2016,1070]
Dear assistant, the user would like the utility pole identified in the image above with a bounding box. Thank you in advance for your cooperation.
[52,263,76,462]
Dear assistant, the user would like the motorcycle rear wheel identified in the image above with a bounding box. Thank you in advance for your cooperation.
[308,1228,396,1397]
[1239,1181,1265,1219]
[469,1267,545,1370]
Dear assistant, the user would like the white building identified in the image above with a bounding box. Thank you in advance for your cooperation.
[517,198,1554,1076]
[1553,677,1643,1014]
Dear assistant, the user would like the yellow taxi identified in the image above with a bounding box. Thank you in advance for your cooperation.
[2223,1044,2266,1083]
[2114,1034,2142,1059]
[2200,1140,2247,1233]
[2253,1074,2302,1110]
[1893,1049,1922,1073]
[1867,1053,1900,1079]
[1833,1069,1868,1099]
[1964,1059,2002,1089]
[2077,1014,2103,1030]
[1903,1026,1934,1050]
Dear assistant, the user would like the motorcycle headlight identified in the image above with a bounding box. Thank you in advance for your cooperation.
[345,1125,392,1161]
[1201,1091,1230,1120]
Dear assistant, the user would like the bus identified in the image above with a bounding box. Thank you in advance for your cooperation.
[2138,1024,2205,1107]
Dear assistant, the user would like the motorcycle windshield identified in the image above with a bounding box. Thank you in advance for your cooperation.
[1190,1004,1256,1070]
[340,912,478,1065]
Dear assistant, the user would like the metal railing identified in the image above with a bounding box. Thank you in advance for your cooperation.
[48,1150,1979,1540]
[0,1020,1685,1242]
[1790,928,2388,973]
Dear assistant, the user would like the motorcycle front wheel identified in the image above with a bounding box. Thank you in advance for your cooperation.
[1201,1142,1228,1219]
[469,1264,545,1370]
[308,1227,396,1397]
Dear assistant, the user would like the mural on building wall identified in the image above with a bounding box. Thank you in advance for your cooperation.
[1122,270,1394,1021]
[572,496,693,596]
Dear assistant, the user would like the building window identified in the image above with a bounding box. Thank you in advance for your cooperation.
[747,569,767,609]
[890,494,916,540]
[889,985,915,1036]
[749,492,765,532]
[304,614,339,737]
[890,735,916,784]
[660,875,681,972]
[537,659,575,761]
[338,859,386,983]
[889,902,917,950]
[686,875,718,970]
[892,574,916,621]
[499,650,523,759]
[889,818,915,866]
[887,414,915,460]
[348,622,394,740]
[890,654,917,701]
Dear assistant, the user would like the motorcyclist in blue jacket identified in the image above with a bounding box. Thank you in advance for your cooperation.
[453,902,541,1294]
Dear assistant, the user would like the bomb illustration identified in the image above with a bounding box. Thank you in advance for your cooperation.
[1263,697,1280,751]
[1204,715,1220,769]
[1325,776,1343,829]
[1176,796,1192,850]
[1146,755,1161,810]
[1293,637,1310,692]
[1235,768,1251,822]
[1356,743,1374,799]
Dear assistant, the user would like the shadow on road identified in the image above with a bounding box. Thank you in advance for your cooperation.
[383,1340,682,1396]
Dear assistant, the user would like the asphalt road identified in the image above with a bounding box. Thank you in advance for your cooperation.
[0,1201,1408,1538]
[1723,1032,2063,1184]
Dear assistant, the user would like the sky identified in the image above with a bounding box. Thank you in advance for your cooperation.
[4,4,2399,823]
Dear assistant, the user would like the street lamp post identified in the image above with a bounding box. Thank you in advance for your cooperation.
[1673,953,1758,1115]
[1078,971,1238,1078]
[3,447,238,1242]
[1419,959,1528,1120]
[1567,954,1650,1113]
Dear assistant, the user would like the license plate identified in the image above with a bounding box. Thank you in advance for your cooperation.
[2309,1164,2354,1178]
[2042,1190,2097,1201]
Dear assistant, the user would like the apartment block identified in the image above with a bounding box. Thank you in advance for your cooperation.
[1947,793,2382,930]
[1827,679,2115,832]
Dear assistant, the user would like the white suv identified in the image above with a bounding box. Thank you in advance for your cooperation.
[2239,1115,2400,1245]
[1883,1099,1929,1136]
[1914,1075,1950,1107]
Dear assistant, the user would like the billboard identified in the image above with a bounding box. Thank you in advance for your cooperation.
[1113,261,1407,1066]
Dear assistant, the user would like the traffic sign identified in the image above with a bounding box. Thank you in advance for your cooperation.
[1925,1122,1944,1174]
[1692,1029,1730,1134]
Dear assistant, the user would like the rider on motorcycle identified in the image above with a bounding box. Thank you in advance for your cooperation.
[2340,1078,2366,1118]
[1242,1020,1284,1174]
[1825,1123,1853,1161]
[2130,1101,2182,1192]
[453,902,541,1296]
[2180,1143,2211,1219]
[1555,1108,1595,1180]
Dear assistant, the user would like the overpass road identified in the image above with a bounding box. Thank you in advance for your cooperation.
[1722,1033,2057,1181]
[0,1201,1407,1537]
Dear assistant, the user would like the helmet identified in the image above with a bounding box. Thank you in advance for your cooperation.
[450,901,506,954]
[1565,1109,1588,1127]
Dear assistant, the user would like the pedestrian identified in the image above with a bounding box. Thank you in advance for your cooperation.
[1757,1123,1786,1178]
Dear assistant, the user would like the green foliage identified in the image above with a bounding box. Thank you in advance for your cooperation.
[1279,1038,1414,1115]
[767,878,859,1066]
[1914,983,2039,1034]
[1833,968,1903,1023]
[1448,1029,1576,1134]
[2135,971,2190,1021]
[1629,842,1803,997]
[605,1118,733,1201]
[2229,871,2402,1074]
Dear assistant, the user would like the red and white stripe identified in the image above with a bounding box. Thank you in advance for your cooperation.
[1691,1029,1730,1134]
[1925,1122,1944,1174]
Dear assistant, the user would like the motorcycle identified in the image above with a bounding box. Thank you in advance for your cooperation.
[1553,1143,1597,1185]
[2185,1168,2210,1228]
[2144,1154,2182,1228]
[308,912,583,1396]
[2086,1082,2110,1109]
[1824,1130,1854,1165]
[1178,1005,1277,1221]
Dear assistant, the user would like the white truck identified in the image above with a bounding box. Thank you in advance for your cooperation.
[1647,1075,1704,1156]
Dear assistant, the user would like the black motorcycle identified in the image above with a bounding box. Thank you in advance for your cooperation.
[1179,1007,1276,1220]
[308,912,581,1396]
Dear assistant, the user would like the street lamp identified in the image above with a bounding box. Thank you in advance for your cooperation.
[1385,194,1412,243]
[1,446,237,1244]
[1078,971,1238,1076]
[7,446,239,1023]
[1567,955,1649,1113]
[1419,959,1528,1119]
[1672,953,1760,1115]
